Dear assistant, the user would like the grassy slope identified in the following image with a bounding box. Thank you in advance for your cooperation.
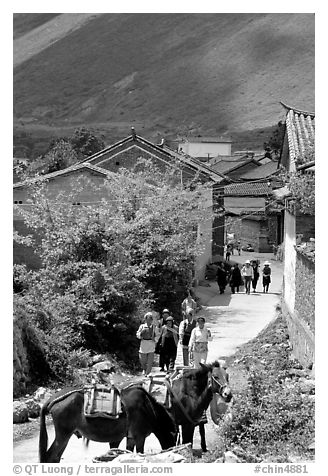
[13,14,61,39]
[13,13,314,156]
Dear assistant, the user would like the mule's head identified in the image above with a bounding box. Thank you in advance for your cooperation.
[203,361,233,403]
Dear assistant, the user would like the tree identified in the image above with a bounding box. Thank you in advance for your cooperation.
[14,159,216,382]
[70,127,105,159]
[21,128,105,179]
[264,121,285,157]
[24,140,79,177]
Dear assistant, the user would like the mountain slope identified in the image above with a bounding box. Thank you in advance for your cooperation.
[13,13,314,139]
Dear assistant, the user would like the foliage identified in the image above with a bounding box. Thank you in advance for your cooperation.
[70,127,105,159]
[24,139,79,176]
[21,127,105,178]
[14,159,214,383]
[263,120,285,157]
[219,314,315,460]
[279,169,315,215]
[222,371,314,458]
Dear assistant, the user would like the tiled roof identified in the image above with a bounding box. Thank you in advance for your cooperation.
[82,133,228,183]
[180,136,232,143]
[224,182,272,196]
[240,161,279,180]
[13,162,109,189]
[162,145,229,182]
[211,157,258,174]
[224,196,266,215]
[281,102,315,169]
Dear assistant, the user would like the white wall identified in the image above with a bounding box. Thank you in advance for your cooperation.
[283,209,296,313]
[179,142,231,158]
[194,190,213,281]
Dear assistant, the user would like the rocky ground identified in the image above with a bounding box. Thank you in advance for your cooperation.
[196,310,315,463]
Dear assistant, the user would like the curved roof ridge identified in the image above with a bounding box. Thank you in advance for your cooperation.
[280,101,315,118]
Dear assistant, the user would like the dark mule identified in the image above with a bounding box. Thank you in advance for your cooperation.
[39,385,177,463]
[169,361,232,452]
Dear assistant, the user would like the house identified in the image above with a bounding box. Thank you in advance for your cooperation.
[275,102,315,369]
[14,130,228,279]
[223,181,283,253]
[178,136,232,161]
[210,155,261,180]
[239,160,280,181]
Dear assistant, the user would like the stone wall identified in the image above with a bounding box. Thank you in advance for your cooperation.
[294,251,315,332]
[282,249,315,370]
[283,302,314,370]
[296,214,315,242]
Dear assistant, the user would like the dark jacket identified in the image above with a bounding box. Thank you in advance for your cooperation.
[230,267,243,287]
[216,266,227,286]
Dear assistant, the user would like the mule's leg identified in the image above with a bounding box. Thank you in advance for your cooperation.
[198,423,207,452]
[181,424,195,447]
[126,436,135,452]
[45,431,73,463]
[134,436,146,454]
[110,439,123,449]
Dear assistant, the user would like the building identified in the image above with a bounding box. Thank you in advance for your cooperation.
[14,130,228,279]
[275,102,315,369]
[178,136,232,160]
[210,155,261,180]
[223,181,283,253]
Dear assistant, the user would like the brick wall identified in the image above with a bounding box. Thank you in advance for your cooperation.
[226,216,260,250]
[14,221,42,269]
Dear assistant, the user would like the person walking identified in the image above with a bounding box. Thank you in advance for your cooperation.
[179,307,197,366]
[251,260,260,293]
[237,240,241,256]
[229,263,243,294]
[158,309,171,370]
[188,316,213,368]
[225,245,231,261]
[181,289,197,315]
[216,262,227,294]
[136,312,160,376]
[262,261,272,293]
[241,260,254,295]
[157,316,179,372]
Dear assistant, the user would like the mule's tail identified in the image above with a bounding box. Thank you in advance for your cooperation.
[39,403,49,462]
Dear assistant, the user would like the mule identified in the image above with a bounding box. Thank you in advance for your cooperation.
[168,361,232,452]
[39,385,177,463]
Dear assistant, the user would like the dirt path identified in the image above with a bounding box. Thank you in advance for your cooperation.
[13,252,282,462]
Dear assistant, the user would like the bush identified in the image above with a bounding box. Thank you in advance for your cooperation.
[223,372,314,457]
[220,315,315,459]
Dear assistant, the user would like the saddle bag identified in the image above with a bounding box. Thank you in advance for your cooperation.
[84,384,122,419]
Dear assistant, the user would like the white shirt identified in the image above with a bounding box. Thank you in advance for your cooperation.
[189,326,212,350]
[241,265,254,277]
[136,323,160,354]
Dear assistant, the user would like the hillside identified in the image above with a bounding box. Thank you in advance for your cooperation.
[13,13,314,156]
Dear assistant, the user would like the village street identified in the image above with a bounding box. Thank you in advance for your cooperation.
[13,251,282,463]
